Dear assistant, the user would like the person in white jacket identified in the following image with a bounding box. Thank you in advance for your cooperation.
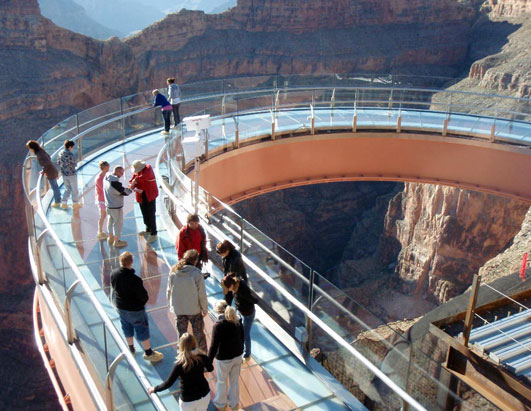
[167,249,208,351]
[167,77,181,126]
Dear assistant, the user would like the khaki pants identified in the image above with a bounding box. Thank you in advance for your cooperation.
[107,207,123,238]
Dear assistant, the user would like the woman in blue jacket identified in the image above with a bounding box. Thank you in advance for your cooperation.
[152,89,173,134]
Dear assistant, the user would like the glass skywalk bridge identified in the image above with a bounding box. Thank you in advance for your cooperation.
[23,75,531,410]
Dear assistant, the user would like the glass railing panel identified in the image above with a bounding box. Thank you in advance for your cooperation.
[181,79,225,98]
[123,108,160,138]
[78,119,124,161]
[70,291,111,384]
[228,92,274,114]
[113,357,158,411]
[223,75,279,92]
[41,115,78,148]
[77,99,122,132]
[356,87,395,109]
[495,118,531,143]
[40,238,68,303]
[274,89,314,110]
[121,91,152,113]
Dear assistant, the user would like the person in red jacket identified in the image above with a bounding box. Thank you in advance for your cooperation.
[176,214,208,269]
[129,160,159,243]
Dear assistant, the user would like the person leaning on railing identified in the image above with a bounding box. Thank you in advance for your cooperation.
[152,89,173,135]
[216,240,248,306]
[26,139,61,207]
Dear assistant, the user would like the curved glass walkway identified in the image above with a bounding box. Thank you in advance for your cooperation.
[24,75,531,411]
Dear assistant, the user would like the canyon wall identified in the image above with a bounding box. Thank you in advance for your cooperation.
[379,183,529,303]
[0,0,529,407]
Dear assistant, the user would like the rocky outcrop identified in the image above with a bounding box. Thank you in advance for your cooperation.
[379,183,529,303]
[477,206,531,284]
[481,0,531,18]
[467,15,531,98]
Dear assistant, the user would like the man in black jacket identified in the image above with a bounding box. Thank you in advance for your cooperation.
[111,251,163,362]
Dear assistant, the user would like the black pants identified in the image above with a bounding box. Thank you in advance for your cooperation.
[139,199,157,235]
[162,110,171,132]
[172,103,180,125]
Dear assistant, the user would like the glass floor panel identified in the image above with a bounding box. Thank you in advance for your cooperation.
[44,131,354,410]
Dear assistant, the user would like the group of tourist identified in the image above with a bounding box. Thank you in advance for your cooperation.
[111,219,257,410]
[153,77,181,134]
[26,78,259,408]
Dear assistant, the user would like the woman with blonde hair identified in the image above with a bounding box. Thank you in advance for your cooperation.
[148,333,213,410]
[208,300,244,410]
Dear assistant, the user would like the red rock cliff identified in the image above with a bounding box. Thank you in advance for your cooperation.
[380,183,529,303]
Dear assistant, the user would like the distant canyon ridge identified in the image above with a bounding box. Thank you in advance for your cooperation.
[0,0,530,408]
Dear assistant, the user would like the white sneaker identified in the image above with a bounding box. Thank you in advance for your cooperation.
[161,131,169,135]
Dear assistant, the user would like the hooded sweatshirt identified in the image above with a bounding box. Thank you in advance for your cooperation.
[167,264,208,316]
[104,173,132,209]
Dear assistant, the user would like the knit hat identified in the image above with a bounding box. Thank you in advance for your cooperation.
[131,160,146,173]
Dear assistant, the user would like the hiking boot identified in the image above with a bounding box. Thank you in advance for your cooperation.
[143,350,163,362]
[51,203,61,208]
[113,239,127,248]
[146,234,158,243]
[107,235,115,244]
[60,203,69,209]
[72,202,82,209]
[97,232,108,240]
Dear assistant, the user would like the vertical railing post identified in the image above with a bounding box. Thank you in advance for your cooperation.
[193,157,200,214]
[75,113,80,135]
[234,117,240,149]
[104,353,125,411]
[103,324,109,373]
[204,129,209,160]
[462,274,481,347]
[76,114,83,162]
[305,269,315,351]
[120,98,126,141]
[36,230,50,285]
[64,280,81,344]
[239,217,244,252]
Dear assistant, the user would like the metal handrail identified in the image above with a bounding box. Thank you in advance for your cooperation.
[32,173,166,410]
[36,76,531,151]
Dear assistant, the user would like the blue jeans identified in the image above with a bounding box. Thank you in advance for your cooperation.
[117,308,150,342]
[49,178,61,203]
[241,311,255,358]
